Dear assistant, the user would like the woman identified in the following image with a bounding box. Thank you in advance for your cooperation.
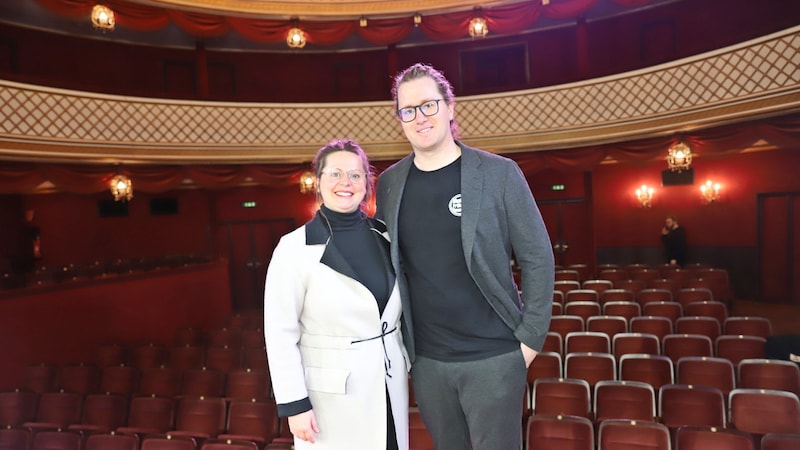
[264,139,409,450]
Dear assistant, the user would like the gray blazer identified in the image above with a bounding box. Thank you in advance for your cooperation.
[376,142,554,362]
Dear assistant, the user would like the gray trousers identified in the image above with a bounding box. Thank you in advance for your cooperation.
[411,349,527,450]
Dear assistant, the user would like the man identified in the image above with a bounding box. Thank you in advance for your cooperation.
[376,63,554,450]
[661,215,687,266]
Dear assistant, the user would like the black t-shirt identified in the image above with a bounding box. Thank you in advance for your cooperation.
[398,157,517,361]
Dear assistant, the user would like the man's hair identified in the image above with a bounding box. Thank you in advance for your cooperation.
[391,63,460,139]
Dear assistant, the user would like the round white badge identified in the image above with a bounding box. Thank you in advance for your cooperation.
[448,194,462,217]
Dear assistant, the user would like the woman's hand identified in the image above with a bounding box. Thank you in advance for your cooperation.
[289,410,319,443]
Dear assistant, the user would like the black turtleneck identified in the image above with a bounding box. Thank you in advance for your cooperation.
[320,204,392,315]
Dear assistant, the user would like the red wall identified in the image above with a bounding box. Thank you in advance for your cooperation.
[22,190,212,267]
[593,148,800,249]
[15,185,318,269]
[212,185,318,225]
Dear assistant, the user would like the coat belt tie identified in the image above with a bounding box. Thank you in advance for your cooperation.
[351,321,397,377]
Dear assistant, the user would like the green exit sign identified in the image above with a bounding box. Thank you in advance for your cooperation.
[242,201,257,208]
[551,184,565,191]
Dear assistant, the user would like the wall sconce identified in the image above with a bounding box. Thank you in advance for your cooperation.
[413,13,422,27]
[299,170,316,194]
[635,184,654,207]
[700,180,721,203]
[110,174,133,202]
[91,4,115,32]
[666,141,693,172]
[286,26,307,49]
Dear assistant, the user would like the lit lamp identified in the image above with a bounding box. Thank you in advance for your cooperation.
[413,13,422,27]
[700,180,721,203]
[635,184,654,207]
[110,174,133,202]
[359,16,368,28]
[286,26,307,49]
[468,17,488,38]
[91,4,115,31]
[299,171,316,194]
[666,141,693,172]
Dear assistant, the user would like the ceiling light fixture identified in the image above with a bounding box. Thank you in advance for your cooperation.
[666,141,693,172]
[286,24,307,49]
[110,173,133,202]
[468,17,488,38]
[91,4,115,32]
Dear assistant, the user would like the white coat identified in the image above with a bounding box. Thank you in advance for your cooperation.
[264,212,409,450]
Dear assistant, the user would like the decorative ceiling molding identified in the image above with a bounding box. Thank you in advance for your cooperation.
[137,0,520,18]
[1,25,798,164]
[29,0,665,48]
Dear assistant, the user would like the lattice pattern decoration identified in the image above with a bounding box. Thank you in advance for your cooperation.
[458,29,800,136]
[0,26,798,162]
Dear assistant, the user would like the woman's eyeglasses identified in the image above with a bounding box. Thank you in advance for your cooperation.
[321,168,366,183]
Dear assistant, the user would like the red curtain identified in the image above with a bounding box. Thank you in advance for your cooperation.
[2,113,798,195]
[357,18,415,46]
[166,10,230,38]
[34,0,656,47]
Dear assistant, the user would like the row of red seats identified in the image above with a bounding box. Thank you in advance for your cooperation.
[526,380,800,432]
[555,262,718,279]
[554,300,732,327]
[14,364,271,400]
[546,323,769,363]
[554,285,718,307]
[554,262,726,284]
[0,428,292,450]
[549,313,768,340]
[2,366,273,429]
[20,345,269,393]
[0,392,285,449]
[555,272,732,305]
[529,351,800,396]
[523,415,799,450]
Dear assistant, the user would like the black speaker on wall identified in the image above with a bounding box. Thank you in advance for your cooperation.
[661,168,694,186]
[98,199,129,217]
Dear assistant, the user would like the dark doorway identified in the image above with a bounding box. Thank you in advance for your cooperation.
[216,219,296,310]
[758,192,800,304]
[538,199,594,271]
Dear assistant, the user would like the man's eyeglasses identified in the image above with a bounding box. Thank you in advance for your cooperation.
[397,99,443,123]
[321,168,366,183]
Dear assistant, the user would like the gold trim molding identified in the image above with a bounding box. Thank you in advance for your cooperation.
[136,0,521,18]
[1,26,798,165]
